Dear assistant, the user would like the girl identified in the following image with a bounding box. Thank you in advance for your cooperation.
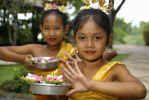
[0,9,74,100]
[61,9,147,100]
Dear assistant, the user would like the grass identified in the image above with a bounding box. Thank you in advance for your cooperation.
[112,53,129,61]
[0,64,24,85]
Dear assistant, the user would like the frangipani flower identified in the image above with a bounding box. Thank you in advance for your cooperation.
[59,5,67,13]
[81,0,113,14]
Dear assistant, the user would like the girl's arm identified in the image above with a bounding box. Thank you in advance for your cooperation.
[62,59,146,99]
[87,64,146,99]
[0,44,36,63]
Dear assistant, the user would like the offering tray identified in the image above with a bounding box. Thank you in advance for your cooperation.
[31,57,59,70]
[30,82,71,95]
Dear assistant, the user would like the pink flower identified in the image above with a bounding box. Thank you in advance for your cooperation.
[48,56,56,60]
[52,3,58,9]
[53,77,57,80]
[26,73,42,82]
[57,75,64,80]
[36,58,41,62]
[47,75,52,80]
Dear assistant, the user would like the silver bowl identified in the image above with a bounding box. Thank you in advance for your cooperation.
[30,83,71,95]
[33,57,59,70]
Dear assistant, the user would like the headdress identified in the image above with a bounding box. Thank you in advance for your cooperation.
[80,0,113,13]
[42,0,113,14]
[42,0,72,13]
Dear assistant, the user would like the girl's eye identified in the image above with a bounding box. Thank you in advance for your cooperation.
[55,26,60,30]
[79,36,85,40]
[44,27,49,30]
[95,36,101,40]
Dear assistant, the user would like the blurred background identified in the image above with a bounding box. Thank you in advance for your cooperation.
[0,0,149,46]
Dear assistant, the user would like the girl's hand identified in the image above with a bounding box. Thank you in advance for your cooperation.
[61,52,90,96]
[24,55,36,70]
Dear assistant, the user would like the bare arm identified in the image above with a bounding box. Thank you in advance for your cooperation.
[0,44,36,63]
[62,59,146,99]
[87,64,146,99]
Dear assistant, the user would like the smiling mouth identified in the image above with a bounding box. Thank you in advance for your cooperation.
[48,38,56,41]
[84,50,96,55]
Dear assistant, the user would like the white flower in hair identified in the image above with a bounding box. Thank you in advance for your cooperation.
[59,5,66,13]
[43,0,69,13]
[81,0,113,14]
[44,3,52,10]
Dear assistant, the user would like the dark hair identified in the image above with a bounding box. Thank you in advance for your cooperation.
[73,9,111,44]
[40,9,69,26]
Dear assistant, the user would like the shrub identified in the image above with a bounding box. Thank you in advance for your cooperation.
[0,67,32,93]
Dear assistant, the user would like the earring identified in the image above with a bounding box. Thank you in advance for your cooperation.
[37,33,43,41]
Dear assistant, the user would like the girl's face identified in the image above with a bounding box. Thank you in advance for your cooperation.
[75,19,107,61]
[40,14,66,46]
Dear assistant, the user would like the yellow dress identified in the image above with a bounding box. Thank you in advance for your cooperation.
[69,61,121,100]
[33,42,74,100]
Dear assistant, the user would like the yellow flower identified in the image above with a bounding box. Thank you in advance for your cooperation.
[59,6,66,12]
[44,3,52,10]
[101,7,107,13]
[80,5,90,10]
[82,0,90,5]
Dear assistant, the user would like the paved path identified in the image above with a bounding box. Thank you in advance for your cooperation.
[114,45,149,100]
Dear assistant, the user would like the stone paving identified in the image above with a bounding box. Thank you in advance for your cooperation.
[114,45,149,100]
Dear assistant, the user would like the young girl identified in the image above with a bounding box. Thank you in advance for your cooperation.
[61,9,147,100]
[0,9,74,100]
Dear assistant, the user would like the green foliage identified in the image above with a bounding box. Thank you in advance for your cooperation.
[1,79,30,93]
[113,27,128,44]
[113,18,145,45]
[0,64,24,84]
[140,22,149,45]
[72,0,84,11]
[0,0,39,45]
[17,27,33,44]
[123,33,144,45]
[114,18,132,33]
[13,66,32,80]
[0,65,32,93]
[141,22,149,32]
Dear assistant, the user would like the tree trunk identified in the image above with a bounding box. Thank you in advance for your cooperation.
[108,0,126,48]
[143,30,149,46]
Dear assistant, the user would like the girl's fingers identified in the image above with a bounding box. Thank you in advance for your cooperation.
[74,61,82,74]
[61,66,73,82]
[65,61,78,76]
[24,55,33,63]
[25,55,33,60]
[74,50,82,62]
[63,71,73,82]
[66,53,76,62]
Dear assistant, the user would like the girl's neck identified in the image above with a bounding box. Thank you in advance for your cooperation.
[46,43,61,51]
[83,58,106,69]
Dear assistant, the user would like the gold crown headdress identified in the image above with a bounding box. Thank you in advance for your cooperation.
[42,0,113,14]
[81,0,113,13]
[42,0,72,13]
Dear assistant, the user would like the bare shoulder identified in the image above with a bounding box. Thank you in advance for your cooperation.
[111,63,140,82]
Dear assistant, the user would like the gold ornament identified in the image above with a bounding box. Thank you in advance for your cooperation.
[99,0,106,7]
